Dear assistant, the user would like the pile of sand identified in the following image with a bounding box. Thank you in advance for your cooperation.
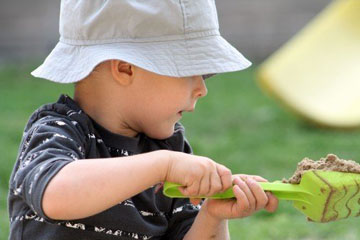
[283,154,360,184]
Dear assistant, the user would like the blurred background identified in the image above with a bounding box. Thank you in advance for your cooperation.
[0,0,331,63]
[2,0,360,239]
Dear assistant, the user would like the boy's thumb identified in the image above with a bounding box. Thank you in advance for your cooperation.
[190,198,201,206]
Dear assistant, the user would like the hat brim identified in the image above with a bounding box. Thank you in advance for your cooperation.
[31,35,252,83]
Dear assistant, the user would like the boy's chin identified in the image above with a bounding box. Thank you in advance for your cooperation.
[145,126,175,140]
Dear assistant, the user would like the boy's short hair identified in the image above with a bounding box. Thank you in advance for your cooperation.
[31,0,251,83]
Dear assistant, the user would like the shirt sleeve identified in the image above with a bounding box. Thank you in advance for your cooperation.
[10,117,86,222]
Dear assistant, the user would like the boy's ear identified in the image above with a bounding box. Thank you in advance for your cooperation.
[110,60,134,86]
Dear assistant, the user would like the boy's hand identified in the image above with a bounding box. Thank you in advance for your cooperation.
[199,174,278,220]
[164,151,232,197]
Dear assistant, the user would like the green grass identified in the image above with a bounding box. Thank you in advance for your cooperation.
[0,64,74,239]
[1,64,360,239]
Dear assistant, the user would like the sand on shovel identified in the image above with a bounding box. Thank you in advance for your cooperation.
[283,154,360,184]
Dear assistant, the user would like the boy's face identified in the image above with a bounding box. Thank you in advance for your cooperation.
[125,66,208,139]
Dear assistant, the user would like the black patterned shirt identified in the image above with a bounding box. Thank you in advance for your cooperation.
[8,94,200,240]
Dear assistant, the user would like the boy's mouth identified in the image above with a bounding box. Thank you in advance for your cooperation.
[178,108,195,116]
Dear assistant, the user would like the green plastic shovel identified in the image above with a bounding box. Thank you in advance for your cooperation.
[163,170,360,222]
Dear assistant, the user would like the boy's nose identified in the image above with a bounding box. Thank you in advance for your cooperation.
[193,76,208,99]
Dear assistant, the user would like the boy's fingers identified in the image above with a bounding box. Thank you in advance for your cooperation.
[234,177,255,213]
[190,198,202,206]
[178,186,188,196]
[249,175,268,182]
[217,164,232,192]
[233,174,268,183]
[199,174,211,196]
[209,171,223,196]
[181,180,200,196]
[265,192,279,213]
[246,178,268,211]
[233,185,250,215]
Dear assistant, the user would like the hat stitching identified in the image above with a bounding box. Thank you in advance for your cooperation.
[60,30,221,46]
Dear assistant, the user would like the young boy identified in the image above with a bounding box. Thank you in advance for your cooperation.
[8,1,278,239]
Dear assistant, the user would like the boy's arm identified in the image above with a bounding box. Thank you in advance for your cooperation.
[42,150,170,220]
[13,117,170,221]
[14,117,232,222]
[183,201,230,240]
[43,148,233,221]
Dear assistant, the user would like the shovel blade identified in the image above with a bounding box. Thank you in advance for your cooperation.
[294,170,360,222]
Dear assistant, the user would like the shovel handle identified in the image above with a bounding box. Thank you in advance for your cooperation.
[260,182,312,203]
[163,181,311,203]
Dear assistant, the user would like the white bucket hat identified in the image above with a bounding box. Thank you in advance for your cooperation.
[31,0,252,83]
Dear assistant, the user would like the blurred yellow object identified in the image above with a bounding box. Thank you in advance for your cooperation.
[257,0,360,128]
